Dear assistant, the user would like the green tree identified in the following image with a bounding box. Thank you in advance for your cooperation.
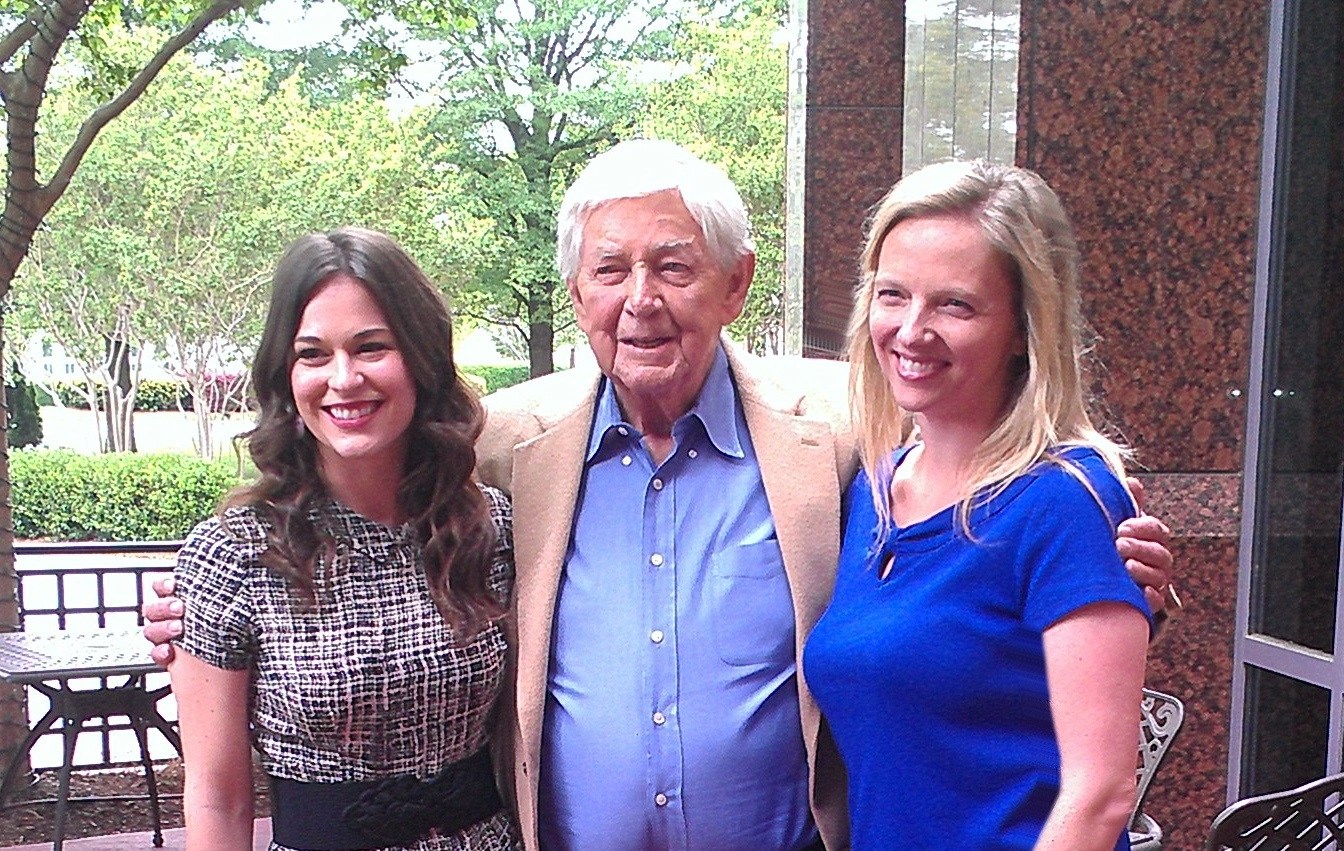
[14,40,463,458]
[641,8,788,353]
[4,364,41,449]
[342,0,685,377]
[0,0,260,786]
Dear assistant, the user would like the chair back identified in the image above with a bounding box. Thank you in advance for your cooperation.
[1206,770,1344,850]
[1134,687,1185,828]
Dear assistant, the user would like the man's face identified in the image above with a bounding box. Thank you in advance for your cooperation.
[568,190,753,423]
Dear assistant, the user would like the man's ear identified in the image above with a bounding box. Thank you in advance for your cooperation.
[566,276,588,329]
[721,252,755,323]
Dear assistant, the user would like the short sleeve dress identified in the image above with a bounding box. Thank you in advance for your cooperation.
[173,485,519,851]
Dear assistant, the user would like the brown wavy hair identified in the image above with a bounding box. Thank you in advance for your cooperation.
[225,226,502,635]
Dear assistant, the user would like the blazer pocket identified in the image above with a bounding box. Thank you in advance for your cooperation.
[711,539,796,666]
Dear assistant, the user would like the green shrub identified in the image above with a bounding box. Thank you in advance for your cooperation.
[52,382,89,408]
[6,370,42,449]
[137,379,190,412]
[11,449,242,541]
[462,364,531,395]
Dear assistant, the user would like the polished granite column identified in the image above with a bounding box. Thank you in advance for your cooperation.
[1018,3,1269,845]
[792,0,904,357]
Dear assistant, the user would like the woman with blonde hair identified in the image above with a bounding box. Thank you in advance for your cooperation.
[804,160,1150,850]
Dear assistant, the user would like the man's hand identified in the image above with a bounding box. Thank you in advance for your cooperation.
[142,576,184,667]
[1120,476,1179,619]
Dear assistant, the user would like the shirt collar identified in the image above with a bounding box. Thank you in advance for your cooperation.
[585,344,746,461]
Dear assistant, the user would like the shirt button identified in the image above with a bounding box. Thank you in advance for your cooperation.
[687,449,698,459]
[653,711,666,725]
[652,478,664,491]
[621,455,632,466]
[650,629,664,644]
[618,426,629,436]
[650,553,664,567]
[654,792,668,807]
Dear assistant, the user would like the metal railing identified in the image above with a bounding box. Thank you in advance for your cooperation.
[12,540,181,771]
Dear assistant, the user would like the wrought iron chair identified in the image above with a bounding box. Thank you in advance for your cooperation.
[1206,770,1344,850]
[1129,687,1186,851]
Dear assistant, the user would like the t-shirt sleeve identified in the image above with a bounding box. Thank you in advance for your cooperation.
[173,513,258,670]
[1017,453,1153,633]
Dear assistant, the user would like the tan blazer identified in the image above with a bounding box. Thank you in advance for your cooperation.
[476,340,859,850]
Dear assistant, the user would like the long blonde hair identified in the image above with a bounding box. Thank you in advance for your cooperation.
[846,160,1132,537]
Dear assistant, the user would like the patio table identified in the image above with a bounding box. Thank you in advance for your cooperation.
[0,629,181,850]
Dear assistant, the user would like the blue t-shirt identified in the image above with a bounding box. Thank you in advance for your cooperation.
[803,446,1151,850]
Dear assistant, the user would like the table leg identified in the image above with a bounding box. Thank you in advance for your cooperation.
[128,702,165,847]
[52,690,86,851]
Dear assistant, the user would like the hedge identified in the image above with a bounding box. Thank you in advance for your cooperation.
[41,378,250,413]
[12,449,242,541]
[461,364,531,395]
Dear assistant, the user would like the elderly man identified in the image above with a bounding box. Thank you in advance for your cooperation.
[144,139,1174,850]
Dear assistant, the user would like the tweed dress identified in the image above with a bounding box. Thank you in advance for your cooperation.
[174,485,519,851]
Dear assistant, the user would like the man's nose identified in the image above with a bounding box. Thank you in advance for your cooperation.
[627,262,662,313]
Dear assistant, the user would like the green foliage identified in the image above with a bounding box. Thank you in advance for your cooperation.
[11,449,241,541]
[641,9,788,353]
[5,369,43,449]
[42,379,187,411]
[137,379,190,411]
[461,364,531,395]
[366,0,688,376]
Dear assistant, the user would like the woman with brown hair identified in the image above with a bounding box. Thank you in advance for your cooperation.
[168,227,518,850]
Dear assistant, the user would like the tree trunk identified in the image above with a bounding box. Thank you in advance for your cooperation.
[103,334,137,453]
[528,317,555,377]
[0,316,29,790]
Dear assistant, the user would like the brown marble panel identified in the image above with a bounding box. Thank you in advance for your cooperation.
[1144,536,1238,851]
[1135,472,1242,539]
[1018,1,1268,473]
[802,106,903,356]
[806,0,905,109]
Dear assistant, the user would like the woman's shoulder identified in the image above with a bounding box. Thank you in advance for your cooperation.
[179,505,270,568]
[1014,445,1134,523]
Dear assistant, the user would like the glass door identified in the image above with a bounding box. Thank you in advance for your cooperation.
[1229,0,1344,798]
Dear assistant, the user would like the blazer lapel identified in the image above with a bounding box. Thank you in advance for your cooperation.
[508,391,595,789]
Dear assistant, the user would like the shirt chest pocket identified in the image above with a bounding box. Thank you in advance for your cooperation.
[711,539,797,666]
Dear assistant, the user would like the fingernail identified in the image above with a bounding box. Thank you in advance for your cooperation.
[170,601,183,616]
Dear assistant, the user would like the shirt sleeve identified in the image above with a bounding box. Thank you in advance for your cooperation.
[480,484,515,606]
[173,512,260,670]
[1016,451,1153,633]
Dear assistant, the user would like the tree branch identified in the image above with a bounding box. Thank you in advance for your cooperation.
[47,0,246,200]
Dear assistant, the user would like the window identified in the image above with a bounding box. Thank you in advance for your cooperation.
[903,0,1019,173]
[1230,0,1344,798]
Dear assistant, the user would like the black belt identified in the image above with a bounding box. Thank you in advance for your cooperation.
[269,746,503,850]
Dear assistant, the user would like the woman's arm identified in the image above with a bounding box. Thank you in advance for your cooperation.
[1034,601,1149,851]
[169,648,255,851]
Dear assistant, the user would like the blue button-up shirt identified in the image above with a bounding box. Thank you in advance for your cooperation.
[537,346,817,851]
